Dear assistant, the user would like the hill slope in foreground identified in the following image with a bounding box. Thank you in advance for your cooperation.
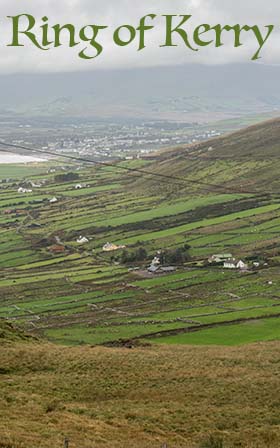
[0,325,279,448]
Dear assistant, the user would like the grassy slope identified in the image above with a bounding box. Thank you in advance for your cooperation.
[0,338,280,448]
[0,118,280,346]
[139,117,280,193]
[0,320,35,343]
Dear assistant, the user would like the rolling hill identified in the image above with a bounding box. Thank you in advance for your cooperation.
[138,117,280,194]
[2,64,280,121]
[0,117,279,347]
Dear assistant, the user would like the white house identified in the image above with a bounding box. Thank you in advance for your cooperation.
[18,187,32,194]
[236,260,248,270]
[223,259,237,269]
[152,256,161,266]
[224,259,248,270]
[49,197,58,204]
[77,236,89,244]
[75,183,90,190]
[103,242,126,252]
[147,255,162,274]
[30,181,42,188]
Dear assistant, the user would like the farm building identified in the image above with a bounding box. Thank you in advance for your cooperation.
[74,183,89,189]
[148,264,160,273]
[152,256,161,266]
[49,245,66,254]
[236,260,248,270]
[209,253,233,263]
[30,181,42,188]
[148,265,176,275]
[77,236,89,244]
[103,242,126,252]
[49,197,58,204]
[160,266,177,273]
[224,259,248,270]
[18,187,32,194]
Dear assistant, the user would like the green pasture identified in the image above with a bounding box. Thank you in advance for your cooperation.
[152,317,280,346]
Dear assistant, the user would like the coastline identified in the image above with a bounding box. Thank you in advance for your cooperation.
[0,151,47,164]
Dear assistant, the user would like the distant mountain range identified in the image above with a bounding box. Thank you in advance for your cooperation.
[2,63,280,122]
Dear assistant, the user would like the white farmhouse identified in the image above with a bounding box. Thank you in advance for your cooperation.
[77,236,89,244]
[75,183,90,190]
[152,256,161,266]
[103,242,126,252]
[18,187,32,194]
[30,181,42,188]
[236,260,248,270]
[223,259,237,269]
[224,259,248,270]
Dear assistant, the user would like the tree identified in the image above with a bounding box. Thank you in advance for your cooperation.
[136,247,147,261]
[54,172,79,183]
[121,249,130,264]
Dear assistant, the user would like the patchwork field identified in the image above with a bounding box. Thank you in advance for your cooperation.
[0,118,280,347]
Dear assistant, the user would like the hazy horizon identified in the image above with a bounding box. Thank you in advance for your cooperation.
[0,63,278,122]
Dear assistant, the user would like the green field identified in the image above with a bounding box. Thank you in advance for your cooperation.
[0,119,280,346]
[152,318,280,345]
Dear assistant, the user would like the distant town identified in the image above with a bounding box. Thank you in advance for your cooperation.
[0,116,221,161]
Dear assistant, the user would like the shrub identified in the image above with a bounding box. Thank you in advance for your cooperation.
[54,172,79,183]
[200,435,224,448]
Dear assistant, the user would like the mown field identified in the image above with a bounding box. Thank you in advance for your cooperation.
[0,119,280,348]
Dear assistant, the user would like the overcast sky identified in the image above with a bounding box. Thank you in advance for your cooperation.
[0,0,279,73]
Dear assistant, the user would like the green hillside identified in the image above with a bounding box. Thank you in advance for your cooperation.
[138,117,280,194]
[0,320,34,343]
[0,118,279,346]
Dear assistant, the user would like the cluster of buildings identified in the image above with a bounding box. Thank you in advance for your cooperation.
[147,255,176,275]
[8,120,225,166]
[208,254,259,271]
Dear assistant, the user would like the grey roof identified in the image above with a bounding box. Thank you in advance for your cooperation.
[160,267,176,272]
[148,265,160,273]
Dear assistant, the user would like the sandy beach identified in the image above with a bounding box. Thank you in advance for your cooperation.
[0,152,47,164]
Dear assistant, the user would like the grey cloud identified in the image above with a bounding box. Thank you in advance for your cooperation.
[0,0,279,73]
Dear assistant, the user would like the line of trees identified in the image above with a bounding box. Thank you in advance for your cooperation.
[159,244,191,264]
[120,247,148,264]
[116,244,191,265]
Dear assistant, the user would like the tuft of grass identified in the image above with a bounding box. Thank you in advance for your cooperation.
[200,435,224,448]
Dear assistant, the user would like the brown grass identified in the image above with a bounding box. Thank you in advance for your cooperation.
[0,341,279,448]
